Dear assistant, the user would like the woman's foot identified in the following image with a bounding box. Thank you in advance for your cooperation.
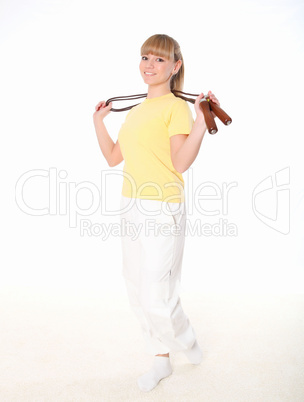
[137,355,172,392]
[183,340,203,364]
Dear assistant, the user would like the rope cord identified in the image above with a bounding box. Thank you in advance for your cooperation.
[105,90,202,112]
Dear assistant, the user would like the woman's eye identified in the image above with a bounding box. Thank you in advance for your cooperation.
[141,56,164,62]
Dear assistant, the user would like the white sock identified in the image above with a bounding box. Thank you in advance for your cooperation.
[183,340,203,364]
[137,356,172,392]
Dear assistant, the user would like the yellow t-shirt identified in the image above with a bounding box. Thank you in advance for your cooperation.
[118,92,194,203]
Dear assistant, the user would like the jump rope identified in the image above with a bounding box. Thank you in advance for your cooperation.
[105,90,232,135]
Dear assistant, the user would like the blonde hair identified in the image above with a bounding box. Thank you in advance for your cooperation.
[140,34,184,91]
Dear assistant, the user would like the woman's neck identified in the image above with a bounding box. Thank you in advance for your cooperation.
[146,85,172,99]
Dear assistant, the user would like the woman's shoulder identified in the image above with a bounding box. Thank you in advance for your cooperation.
[125,102,142,119]
[163,93,193,126]
[170,92,192,107]
[169,93,192,113]
[171,92,185,100]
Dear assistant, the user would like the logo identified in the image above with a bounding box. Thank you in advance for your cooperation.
[252,167,290,234]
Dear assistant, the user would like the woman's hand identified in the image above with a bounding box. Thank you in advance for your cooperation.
[93,101,112,122]
[194,91,220,119]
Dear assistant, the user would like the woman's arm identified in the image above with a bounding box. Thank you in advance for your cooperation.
[92,101,124,167]
[170,91,219,174]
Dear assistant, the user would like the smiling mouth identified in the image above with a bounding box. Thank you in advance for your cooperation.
[144,72,156,76]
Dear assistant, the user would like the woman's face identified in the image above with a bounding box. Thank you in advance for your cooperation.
[139,53,179,88]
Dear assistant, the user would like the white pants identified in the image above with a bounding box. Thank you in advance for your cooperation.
[120,195,197,355]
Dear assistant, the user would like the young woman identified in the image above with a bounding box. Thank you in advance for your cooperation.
[93,34,220,392]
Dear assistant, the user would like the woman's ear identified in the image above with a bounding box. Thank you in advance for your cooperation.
[173,59,182,74]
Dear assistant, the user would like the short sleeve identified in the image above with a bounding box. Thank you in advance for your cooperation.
[168,99,194,138]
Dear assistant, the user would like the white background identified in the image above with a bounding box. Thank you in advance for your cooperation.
[1,0,304,297]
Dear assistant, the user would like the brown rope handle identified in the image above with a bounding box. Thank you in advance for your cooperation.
[105,90,232,134]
